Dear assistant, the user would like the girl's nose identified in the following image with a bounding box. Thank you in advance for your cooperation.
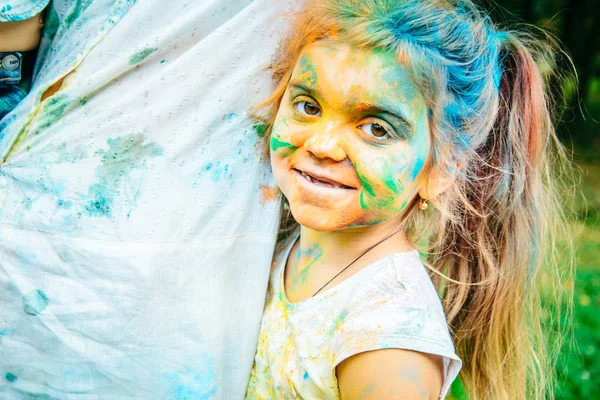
[303,126,347,162]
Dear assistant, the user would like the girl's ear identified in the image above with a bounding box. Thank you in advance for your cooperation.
[418,162,460,200]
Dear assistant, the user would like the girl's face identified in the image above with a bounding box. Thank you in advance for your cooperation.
[270,40,431,231]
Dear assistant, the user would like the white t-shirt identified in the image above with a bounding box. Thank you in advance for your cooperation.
[0,1,289,398]
[247,232,462,399]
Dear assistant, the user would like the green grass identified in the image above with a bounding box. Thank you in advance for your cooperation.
[554,170,600,399]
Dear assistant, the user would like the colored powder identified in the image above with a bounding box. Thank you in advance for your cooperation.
[293,245,323,287]
[165,362,218,399]
[270,136,297,153]
[23,289,49,315]
[260,185,279,204]
[129,48,158,65]
[64,0,86,28]
[297,55,318,86]
[38,94,70,130]
[381,165,400,194]
[84,134,163,217]
[5,372,17,383]
[253,121,268,138]
[354,163,376,197]
[410,154,425,180]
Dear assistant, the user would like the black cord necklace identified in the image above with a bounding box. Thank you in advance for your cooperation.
[311,229,401,297]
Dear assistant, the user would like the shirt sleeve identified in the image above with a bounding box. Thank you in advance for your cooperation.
[0,0,50,22]
[329,255,462,399]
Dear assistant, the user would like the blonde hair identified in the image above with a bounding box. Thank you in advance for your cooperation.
[256,1,576,398]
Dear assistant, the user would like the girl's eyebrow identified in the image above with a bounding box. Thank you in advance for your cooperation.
[289,81,414,136]
[355,102,414,136]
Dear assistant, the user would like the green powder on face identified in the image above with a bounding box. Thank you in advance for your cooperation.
[354,162,376,197]
[270,136,297,153]
[297,55,318,87]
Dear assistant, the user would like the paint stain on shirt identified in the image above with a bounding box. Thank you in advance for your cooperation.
[37,94,71,132]
[5,372,17,383]
[85,134,163,217]
[23,289,49,315]
[129,47,158,65]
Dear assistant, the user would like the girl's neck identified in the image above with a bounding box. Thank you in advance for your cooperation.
[285,219,414,302]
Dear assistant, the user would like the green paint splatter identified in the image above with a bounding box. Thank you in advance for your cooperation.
[23,289,49,315]
[44,7,60,40]
[355,160,404,213]
[381,165,401,193]
[252,121,268,138]
[84,134,163,218]
[354,162,376,197]
[5,372,17,383]
[64,0,86,28]
[38,94,70,130]
[55,142,87,164]
[79,97,88,106]
[297,55,318,86]
[129,48,158,65]
[270,136,297,153]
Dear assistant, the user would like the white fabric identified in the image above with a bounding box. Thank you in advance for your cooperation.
[0,0,50,22]
[0,0,289,398]
[247,232,462,399]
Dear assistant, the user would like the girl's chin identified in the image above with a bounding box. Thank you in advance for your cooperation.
[289,205,359,232]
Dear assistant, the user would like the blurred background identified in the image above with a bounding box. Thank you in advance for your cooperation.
[449,0,599,398]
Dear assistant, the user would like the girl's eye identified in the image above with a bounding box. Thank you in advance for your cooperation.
[359,122,392,140]
[295,101,321,117]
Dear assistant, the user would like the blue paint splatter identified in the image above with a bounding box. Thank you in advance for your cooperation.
[84,134,163,218]
[198,160,232,182]
[164,359,218,399]
[5,372,17,383]
[410,155,425,180]
[303,371,309,380]
[23,289,49,315]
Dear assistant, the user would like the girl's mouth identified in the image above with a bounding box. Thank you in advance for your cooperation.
[293,168,355,190]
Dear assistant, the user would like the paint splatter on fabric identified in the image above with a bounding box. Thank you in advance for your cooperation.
[22,289,49,315]
[0,0,290,398]
[84,134,163,218]
[5,372,18,383]
[0,0,50,22]
[246,233,462,399]
[129,47,158,65]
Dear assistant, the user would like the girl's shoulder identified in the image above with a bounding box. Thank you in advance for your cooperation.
[329,252,462,398]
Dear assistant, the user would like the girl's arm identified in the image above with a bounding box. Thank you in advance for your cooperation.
[0,13,44,52]
[337,349,444,400]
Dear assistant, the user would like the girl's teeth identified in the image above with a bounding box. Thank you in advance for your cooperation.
[300,170,343,189]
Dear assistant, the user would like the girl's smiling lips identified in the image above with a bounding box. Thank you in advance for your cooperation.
[291,167,357,190]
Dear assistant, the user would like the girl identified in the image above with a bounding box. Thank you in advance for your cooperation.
[247,0,573,398]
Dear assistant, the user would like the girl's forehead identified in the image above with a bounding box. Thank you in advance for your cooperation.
[291,40,424,119]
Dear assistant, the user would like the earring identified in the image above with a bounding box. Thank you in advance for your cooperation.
[419,198,428,210]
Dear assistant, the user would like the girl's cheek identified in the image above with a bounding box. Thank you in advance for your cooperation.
[270,117,299,157]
